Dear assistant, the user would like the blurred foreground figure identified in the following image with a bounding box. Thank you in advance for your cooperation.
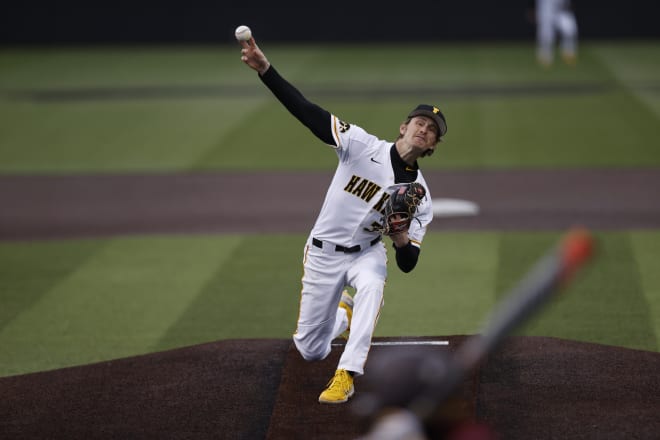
[354,229,594,439]
[354,348,499,440]
[535,0,579,66]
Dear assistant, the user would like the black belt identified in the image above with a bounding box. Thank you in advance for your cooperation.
[312,236,381,254]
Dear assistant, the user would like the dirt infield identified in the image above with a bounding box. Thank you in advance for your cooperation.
[1,336,659,439]
[1,168,660,240]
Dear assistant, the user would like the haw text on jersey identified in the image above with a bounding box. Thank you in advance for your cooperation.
[344,175,381,203]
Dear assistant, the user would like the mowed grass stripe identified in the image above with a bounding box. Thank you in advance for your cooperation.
[630,231,660,347]
[377,232,500,337]
[498,232,658,352]
[193,102,326,171]
[0,235,242,376]
[1,231,658,377]
[2,43,660,174]
[0,98,262,174]
[0,240,104,333]
[592,42,660,119]
[447,89,660,168]
[155,235,304,350]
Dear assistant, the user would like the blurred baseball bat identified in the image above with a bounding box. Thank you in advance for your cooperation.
[354,227,595,439]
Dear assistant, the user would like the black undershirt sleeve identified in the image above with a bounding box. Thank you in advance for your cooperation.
[394,241,420,273]
[390,146,422,272]
[259,65,335,145]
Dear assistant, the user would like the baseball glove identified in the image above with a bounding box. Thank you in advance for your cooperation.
[379,182,426,236]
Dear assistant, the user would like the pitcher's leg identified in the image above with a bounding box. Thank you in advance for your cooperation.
[338,244,387,375]
[536,0,555,65]
[293,246,346,361]
[557,11,578,63]
[337,282,385,375]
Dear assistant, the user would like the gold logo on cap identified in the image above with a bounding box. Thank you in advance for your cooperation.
[433,107,440,114]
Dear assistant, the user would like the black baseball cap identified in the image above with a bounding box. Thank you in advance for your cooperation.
[408,104,447,138]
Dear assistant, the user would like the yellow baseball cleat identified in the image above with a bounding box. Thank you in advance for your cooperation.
[338,290,354,340]
[319,369,354,404]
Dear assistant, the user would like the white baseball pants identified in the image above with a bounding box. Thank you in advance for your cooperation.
[293,237,387,375]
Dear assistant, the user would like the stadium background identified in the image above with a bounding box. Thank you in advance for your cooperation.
[3,0,660,44]
[1,1,659,438]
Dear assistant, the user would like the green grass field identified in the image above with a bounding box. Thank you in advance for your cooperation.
[1,41,659,376]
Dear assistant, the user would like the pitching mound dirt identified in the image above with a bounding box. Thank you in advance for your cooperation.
[1,336,659,439]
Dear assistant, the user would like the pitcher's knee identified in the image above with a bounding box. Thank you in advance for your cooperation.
[293,335,331,361]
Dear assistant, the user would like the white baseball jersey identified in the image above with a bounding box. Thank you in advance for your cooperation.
[311,115,433,247]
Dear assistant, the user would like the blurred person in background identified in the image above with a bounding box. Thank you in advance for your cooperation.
[533,0,579,66]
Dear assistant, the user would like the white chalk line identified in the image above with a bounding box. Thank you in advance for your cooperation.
[332,340,449,347]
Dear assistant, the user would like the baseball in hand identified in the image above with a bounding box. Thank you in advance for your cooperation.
[234,25,252,42]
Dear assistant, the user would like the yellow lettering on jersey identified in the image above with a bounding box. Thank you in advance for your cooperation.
[344,175,361,193]
[345,175,383,204]
[345,176,381,199]
[361,181,381,202]
[352,179,367,197]
[372,192,390,213]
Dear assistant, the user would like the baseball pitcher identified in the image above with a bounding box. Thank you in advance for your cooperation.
[238,32,447,404]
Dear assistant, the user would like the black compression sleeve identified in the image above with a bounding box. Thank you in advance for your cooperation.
[393,241,420,273]
[259,65,335,145]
